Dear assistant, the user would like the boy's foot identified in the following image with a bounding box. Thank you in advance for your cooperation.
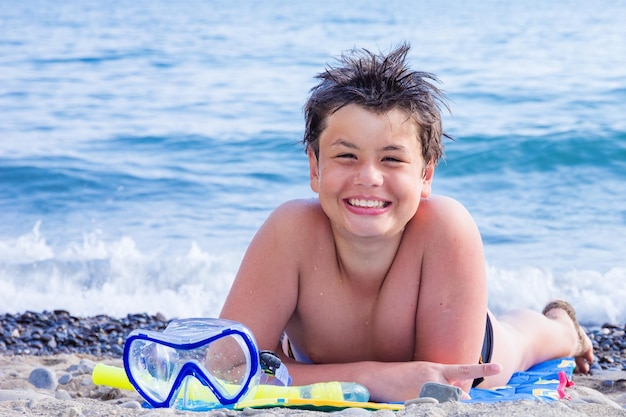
[542,300,594,374]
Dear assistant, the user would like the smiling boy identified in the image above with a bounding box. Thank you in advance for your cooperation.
[220,43,592,402]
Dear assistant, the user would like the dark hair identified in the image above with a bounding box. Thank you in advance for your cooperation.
[303,42,451,164]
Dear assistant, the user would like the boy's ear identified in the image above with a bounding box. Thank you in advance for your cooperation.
[307,148,320,193]
[420,162,435,198]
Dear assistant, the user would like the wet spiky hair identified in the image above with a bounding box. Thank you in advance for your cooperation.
[303,42,450,164]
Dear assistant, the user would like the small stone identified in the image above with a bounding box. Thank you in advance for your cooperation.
[404,396,439,405]
[118,400,142,409]
[67,364,80,373]
[589,362,603,374]
[419,382,462,402]
[28,367,58,390]
[55,389,72,401]
[110,345,123,356]
[601,355,615,364]
[334,408,372,417]
[58,373,72,385]
[601,379,614,388]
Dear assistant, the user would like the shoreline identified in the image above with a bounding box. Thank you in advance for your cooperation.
[1,311,626,415]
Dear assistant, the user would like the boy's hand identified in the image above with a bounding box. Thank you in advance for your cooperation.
[443,362,502,386]
[441,362,502,399]
[367,361,502,402]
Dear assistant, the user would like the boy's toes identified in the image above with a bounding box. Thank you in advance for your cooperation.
[574,334,594,374]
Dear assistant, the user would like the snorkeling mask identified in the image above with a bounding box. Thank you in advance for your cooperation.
[124,318,262,410]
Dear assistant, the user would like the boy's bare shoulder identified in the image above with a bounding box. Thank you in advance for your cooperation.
[264,199,329,236]
[271,198,325,220]
[419,195,473,217]
[413,195,478,236]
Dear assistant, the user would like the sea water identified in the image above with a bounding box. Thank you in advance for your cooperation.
[1,0,625,325]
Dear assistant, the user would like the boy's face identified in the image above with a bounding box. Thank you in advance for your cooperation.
[308,104,434,239]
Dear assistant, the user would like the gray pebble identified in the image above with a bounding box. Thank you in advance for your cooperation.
[404,396,439,406]
[28,367,58,390]
[78,359,96,373]
[419,382,462,402]
[119,400,142,409]
[55,389,73,401]
[58,373,72,385]
[589,362,603,374]
[27,398,38,409]
[67,364,80,373]
[332,407,372,417]
[601,379,614,388]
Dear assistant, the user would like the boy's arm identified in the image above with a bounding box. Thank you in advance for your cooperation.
[219,200,304,354]
[276,356,500,402]
[413,196,488,391]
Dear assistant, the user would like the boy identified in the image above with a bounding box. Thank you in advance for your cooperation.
[220,43,593,402]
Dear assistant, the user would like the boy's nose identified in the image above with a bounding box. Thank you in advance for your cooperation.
[354,163,383,187]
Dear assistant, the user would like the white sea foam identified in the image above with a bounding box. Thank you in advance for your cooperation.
[0,225,241,320]
[486,265,626,326]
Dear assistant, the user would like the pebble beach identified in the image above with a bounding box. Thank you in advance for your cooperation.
[1,311,626,416]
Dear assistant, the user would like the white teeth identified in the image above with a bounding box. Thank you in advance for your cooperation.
[348,199,386,208]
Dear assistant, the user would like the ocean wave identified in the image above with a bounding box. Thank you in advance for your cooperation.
[441,129,626,177]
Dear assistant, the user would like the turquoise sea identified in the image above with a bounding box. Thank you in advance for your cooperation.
[1,1,625,325]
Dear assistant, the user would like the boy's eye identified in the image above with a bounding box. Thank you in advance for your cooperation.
[382,156,403,163]
[336,153,356,159]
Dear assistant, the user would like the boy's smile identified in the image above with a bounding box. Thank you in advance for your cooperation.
[308,104,434,240]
